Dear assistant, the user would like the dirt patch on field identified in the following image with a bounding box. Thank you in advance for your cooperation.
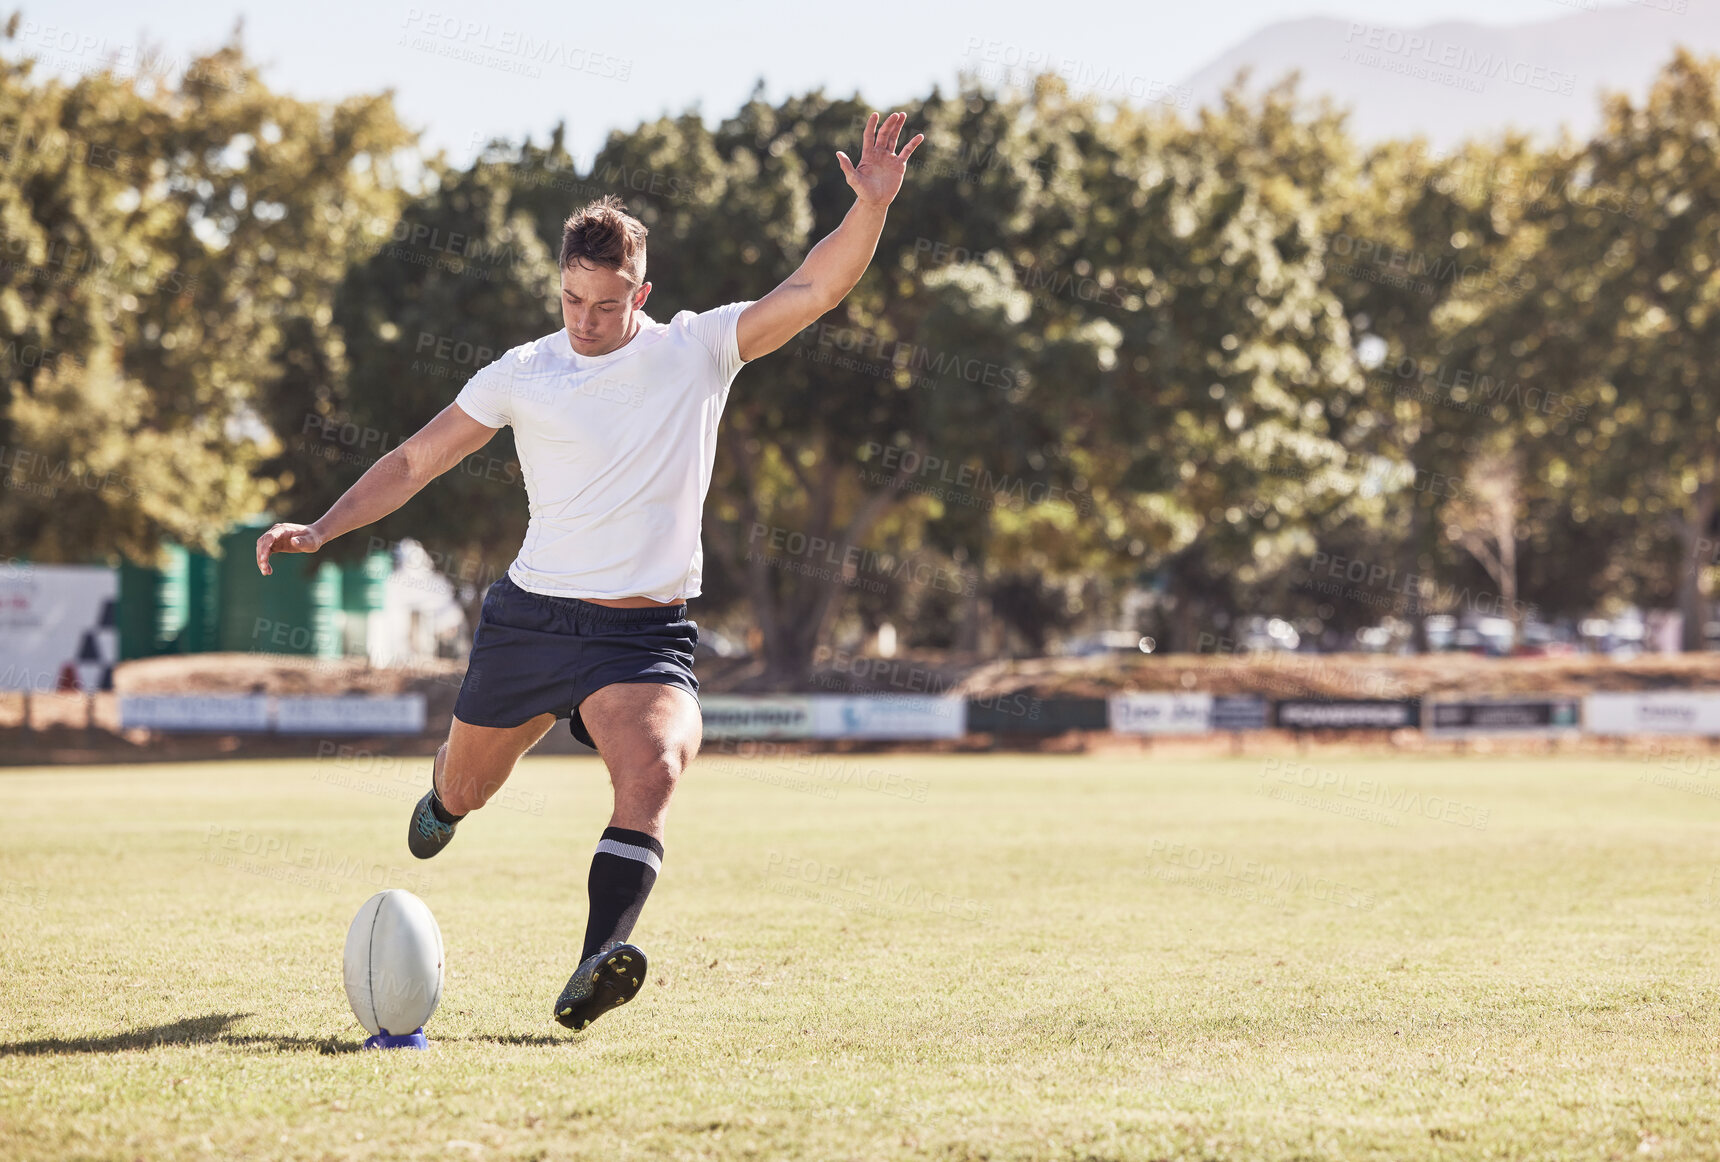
[942,652,1720,702]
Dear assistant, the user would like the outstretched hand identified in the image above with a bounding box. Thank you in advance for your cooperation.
[255,522,324,576]
[836,111,923,207]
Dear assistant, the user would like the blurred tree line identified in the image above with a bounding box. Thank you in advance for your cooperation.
[6,14,1720,680]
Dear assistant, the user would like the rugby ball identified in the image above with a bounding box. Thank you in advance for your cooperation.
[343,889,444,1036]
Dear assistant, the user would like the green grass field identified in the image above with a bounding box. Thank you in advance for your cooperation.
[7,748,1720,1161]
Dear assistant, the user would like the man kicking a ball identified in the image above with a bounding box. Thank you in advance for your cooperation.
[256,112,922,1032]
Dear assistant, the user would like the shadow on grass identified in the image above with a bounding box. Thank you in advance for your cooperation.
[0,1012,362,1056]
[445,1033,568,1047]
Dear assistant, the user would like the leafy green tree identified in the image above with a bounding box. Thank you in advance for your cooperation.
[587,86,1106,683]
[0,23,413,563]
[1046,80,1369,651]
[270,150,556,617]
[1462,52,1720,648]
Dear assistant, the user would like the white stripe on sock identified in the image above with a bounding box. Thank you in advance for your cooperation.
[595,838,662,873]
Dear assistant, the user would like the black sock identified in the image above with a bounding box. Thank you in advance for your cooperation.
[581,826,663,962]
[428,766,464,823]
[428,787,463,824]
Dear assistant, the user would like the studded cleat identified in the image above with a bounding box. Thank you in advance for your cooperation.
[407,789,458,860]
[554,943,647,1031]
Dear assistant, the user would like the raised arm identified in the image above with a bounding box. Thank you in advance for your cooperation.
[256,402,500,575]
[735,110,923,363]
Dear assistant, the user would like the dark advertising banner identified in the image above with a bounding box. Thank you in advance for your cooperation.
[1427,699,1580,735]
[968,697,1107,734]
[1274,699,1421,730]
[1210,695,1271,731]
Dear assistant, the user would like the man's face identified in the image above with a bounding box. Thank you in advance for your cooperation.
[559,260,650,357]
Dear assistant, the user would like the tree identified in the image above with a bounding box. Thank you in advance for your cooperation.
[1472,52,1720,649]
[599,85,1108,683]
[1442,443,1524,634]
[0,23,415,562]
[277,147,561,620]
[1054,78,1370,651]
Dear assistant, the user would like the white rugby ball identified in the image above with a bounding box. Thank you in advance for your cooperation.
[343,889,444,1036]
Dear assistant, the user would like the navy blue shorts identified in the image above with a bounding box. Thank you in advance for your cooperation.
[453,575,699,749]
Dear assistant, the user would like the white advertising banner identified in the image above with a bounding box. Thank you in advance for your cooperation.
[810,695,966,740]
[1584,692,1720,735]
[700,695,817,739]
[119,695,273,732]
[1108,692,1214,734]
[0,564,117,692]
[274,695,427,735]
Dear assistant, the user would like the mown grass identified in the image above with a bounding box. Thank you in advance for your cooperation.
[5,749,1720,1160]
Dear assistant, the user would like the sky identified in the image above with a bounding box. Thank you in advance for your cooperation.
[18,0,1612,165]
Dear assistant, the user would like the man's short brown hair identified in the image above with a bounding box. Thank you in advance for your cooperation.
[560,195,647,284]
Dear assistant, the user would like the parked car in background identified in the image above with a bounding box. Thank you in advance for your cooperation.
[1513,619,1578,656]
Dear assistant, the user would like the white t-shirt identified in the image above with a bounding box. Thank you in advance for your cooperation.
[454,302,751,602]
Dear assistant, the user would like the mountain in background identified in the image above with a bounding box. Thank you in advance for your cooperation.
[1180,2,1720,146]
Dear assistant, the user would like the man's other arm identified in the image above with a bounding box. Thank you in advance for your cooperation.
[256,403,500,574]
[735,111,923,363]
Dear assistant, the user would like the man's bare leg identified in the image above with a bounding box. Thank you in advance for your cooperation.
[407,712,556,858]
[580,681,702,840]
[553,681,701,1030]
[437,713,559,815]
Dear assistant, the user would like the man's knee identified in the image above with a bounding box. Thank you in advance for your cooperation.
[647,750,687,789]
[621,749,687,799]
